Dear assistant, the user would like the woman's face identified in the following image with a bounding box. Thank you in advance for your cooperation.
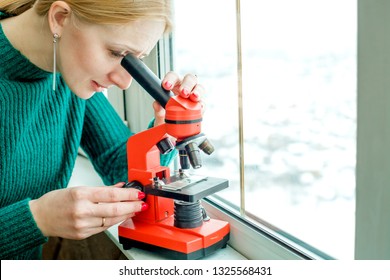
[57,18,165,99]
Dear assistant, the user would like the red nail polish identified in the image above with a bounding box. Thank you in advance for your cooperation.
[182,88,190,97]
[164,81,172,89]
[138,192,145,200]
[141,203,149,211]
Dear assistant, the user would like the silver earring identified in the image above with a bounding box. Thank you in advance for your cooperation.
[53,33,59,91]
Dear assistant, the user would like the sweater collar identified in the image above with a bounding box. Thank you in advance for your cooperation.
[0,23,51,81]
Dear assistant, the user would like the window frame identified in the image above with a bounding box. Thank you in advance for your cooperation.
[355,0,390,260]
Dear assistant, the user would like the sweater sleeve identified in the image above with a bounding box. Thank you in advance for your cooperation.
[81,93,177,185]
[0,198,48,259]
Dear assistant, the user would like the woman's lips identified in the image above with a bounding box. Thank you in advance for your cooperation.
[91,80,107,92]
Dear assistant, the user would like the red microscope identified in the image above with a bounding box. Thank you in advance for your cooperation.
[118,54,230,259]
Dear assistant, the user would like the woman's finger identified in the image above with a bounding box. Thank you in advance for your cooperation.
[71,186,143,203]
[153,100,166,126]
[178,73,198,98]
[162,71,180,91]
[189,83,204,102]
[92,212,137,229]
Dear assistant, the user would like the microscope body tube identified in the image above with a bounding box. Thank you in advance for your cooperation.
[121,54,173,108]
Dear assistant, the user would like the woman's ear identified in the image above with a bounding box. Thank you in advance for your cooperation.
[47,1,72,36]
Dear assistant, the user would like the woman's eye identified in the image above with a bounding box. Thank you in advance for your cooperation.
[110,50,125,58]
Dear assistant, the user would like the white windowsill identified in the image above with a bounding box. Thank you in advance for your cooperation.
[68,155,247,260]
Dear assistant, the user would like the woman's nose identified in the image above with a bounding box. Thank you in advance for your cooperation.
[109,66,133,90]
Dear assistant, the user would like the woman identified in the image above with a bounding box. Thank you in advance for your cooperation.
[0,0,203,259]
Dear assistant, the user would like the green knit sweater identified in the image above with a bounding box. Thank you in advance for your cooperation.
[0,21,175,259]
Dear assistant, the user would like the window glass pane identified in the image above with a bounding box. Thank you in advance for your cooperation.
[172,0,356,260]
[172,0,240,208]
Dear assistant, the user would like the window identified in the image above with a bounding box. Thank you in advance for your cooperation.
[110,0,390,260]
[171,0,357,259]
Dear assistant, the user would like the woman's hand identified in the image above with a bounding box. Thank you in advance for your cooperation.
[153,72,204,126]
[29,183,147,240]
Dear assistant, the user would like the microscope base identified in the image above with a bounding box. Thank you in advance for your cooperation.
[118,217,230,260]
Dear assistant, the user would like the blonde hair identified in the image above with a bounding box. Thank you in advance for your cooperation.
[0,0,172,32]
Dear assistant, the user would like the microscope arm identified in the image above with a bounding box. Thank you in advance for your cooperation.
[126,124,168,171]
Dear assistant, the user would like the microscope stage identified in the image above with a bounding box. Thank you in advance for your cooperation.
[145,175,229,202]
